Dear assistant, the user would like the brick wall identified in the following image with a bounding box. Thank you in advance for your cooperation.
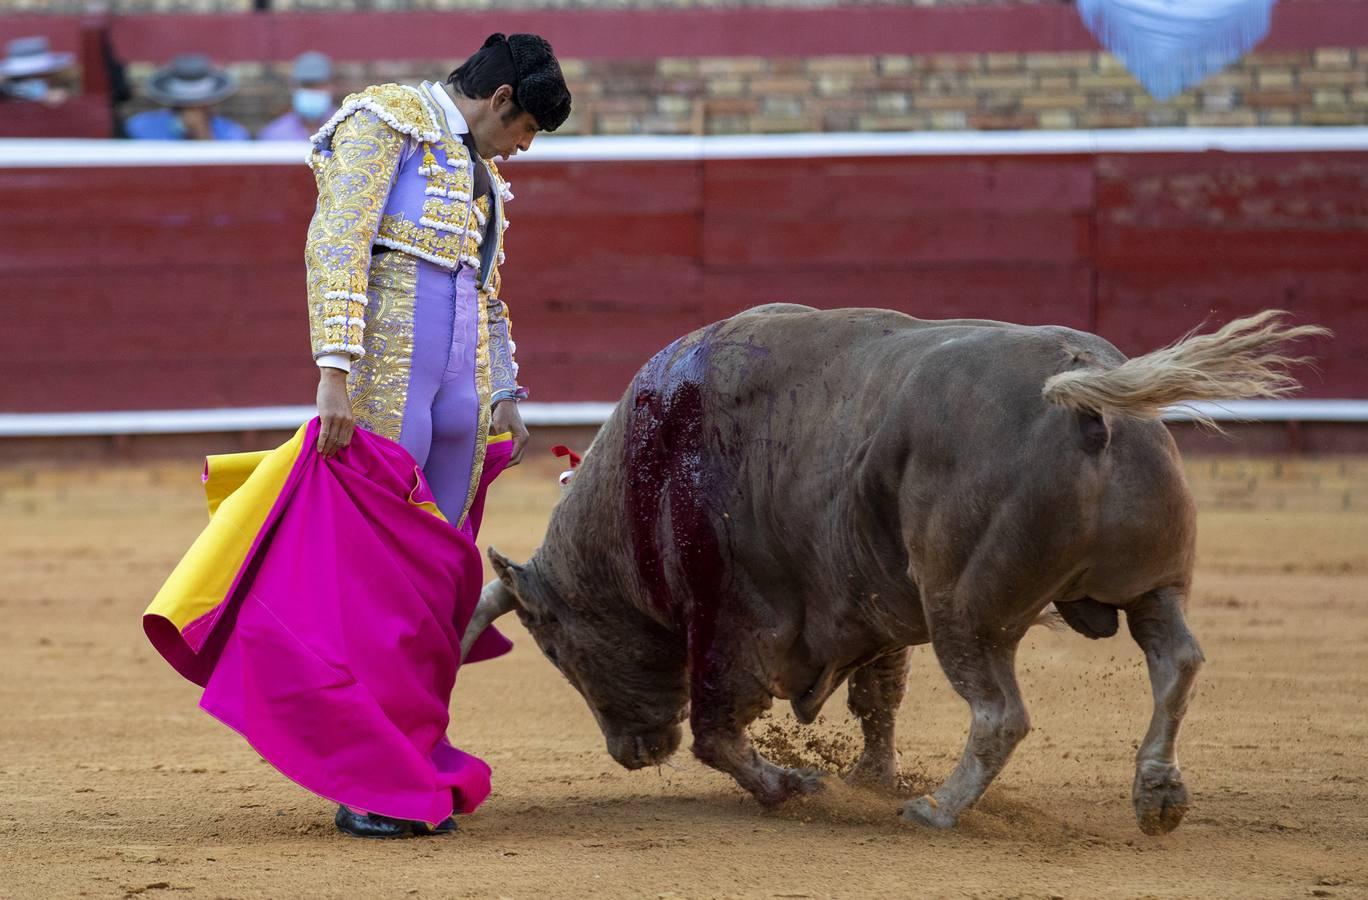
[6,0,1365,133]
[113,46,1368,137]
[1,0,1073,13]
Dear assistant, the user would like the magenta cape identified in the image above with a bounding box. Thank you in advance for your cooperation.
[144,418,513,823]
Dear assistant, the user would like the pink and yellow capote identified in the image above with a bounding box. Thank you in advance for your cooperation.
[144,418,513,824]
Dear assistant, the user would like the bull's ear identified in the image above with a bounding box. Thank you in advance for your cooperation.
[488,546,524,590]
[487,547,548,620]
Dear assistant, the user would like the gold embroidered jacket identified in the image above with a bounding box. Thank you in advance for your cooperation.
[304,83,519,396]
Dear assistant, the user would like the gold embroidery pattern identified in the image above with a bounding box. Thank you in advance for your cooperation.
[482,159,515,394]
[486,294,517,394]
[376,215,471,268]
[462,194,492,264]
[432,138,474,195]
[305,108,405,360]
[376,135,490,270]
[461,273,494,528]
[488,158,510,268]
[347,252,419,442]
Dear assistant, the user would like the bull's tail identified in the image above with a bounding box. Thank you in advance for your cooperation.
[1042,310,1329,428]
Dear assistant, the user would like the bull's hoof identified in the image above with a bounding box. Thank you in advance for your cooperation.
[844,756,898,794]
[779,767,827,802]
[758,767,827,808]
[900,794,958,829]
[1133,762,1190,836]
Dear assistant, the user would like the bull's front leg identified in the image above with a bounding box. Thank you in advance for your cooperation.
[690,658,825,808]
[1126,587,1204,836]
[845,648,911,792]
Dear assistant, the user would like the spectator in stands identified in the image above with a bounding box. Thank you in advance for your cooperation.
[125,54,250,141]
[0,37,76,107]
[258,51,337,141]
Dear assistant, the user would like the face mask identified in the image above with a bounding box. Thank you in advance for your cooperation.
[9,79,48,102]
[292,88,331,121]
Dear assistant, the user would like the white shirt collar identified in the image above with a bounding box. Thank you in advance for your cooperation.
[422,81,468,136]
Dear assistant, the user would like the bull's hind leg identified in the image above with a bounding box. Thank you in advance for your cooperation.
[845,649,911,792]
[903,607,1029,829]
[1126,587,1204,835]
[690,659,825,808]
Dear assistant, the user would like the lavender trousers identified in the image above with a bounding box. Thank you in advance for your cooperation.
[395,260,482,522]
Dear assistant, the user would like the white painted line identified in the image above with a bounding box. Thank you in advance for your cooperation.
[0,402,618,437]
[0,139,312,167]
[1,400,1364,438]
[517,401,619,426]
[686,128,1368,159]
[1161,400,1368,423]
[0,406,318,436]
[4,127,1368,168]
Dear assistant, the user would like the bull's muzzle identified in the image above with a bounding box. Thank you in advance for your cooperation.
[606,726,682,770]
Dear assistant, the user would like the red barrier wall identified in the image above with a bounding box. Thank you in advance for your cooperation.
[3,150,1364,412]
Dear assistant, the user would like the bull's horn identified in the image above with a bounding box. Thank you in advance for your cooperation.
[460,578,518,662]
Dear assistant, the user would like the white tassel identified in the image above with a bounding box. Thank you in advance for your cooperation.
[323,290,369,306]
[419,216,466,235]
[374,236,462,270]
[323,315,366,328]
[318,342,366,358]
[422,184,472,202]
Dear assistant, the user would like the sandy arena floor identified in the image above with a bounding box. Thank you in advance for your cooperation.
[1,449,1366,899]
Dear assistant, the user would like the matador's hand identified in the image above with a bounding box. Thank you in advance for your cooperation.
[316,368,355,458]
[492,399,528,467]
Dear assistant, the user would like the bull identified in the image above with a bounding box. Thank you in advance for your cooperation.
[462,306,1325,834]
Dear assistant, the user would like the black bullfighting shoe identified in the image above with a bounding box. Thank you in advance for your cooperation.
[406,816,458,835]
[334,805,415,838]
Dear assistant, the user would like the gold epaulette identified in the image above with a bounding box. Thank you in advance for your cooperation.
[308,83,442,152]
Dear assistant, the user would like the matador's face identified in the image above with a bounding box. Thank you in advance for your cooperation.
[471,87,541,161]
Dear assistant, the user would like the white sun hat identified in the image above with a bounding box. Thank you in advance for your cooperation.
[1,36,76,79]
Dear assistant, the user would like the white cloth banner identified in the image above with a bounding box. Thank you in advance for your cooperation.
[1078,0,1278,101]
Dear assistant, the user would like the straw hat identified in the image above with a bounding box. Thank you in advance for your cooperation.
[1,36,75,79]
[145,53,238,107]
